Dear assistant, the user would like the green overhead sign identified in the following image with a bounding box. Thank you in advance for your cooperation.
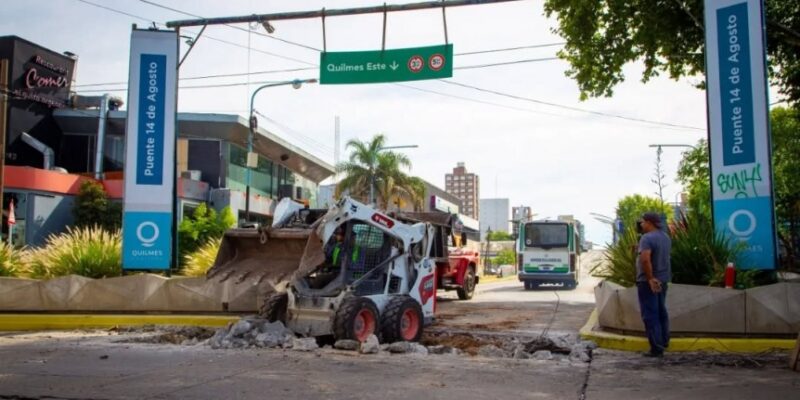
[320,44,453,84]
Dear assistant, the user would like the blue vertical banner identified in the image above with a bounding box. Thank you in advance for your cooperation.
[136,54,166,185]
[122,30,178,271]
[704,0,777,269]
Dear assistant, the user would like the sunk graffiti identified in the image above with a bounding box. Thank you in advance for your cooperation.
[716,163,762,198]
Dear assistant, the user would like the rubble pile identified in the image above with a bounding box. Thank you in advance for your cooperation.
[197,317,595,362]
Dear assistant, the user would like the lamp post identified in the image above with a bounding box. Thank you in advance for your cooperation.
[245,78,317,223]
[369,144,419,205]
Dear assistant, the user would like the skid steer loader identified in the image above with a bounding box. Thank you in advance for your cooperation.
[208,196,436,342]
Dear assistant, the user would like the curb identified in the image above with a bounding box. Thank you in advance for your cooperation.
[479,275,517,284]
[579,309,795,353]
[0,314,239,332]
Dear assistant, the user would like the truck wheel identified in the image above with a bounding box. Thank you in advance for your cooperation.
[523,281,531,290]
[381,296,423,343]
[260,293,288,323]
[334,297,379,343]
[457,267,476,300]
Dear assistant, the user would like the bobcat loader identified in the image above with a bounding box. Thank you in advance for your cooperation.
[207,197,436,342]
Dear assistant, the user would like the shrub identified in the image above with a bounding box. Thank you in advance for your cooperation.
[670,212,747,287]
[492,248,516,266]
[178,203,234,266]
[182,237,222,277]
[73,180,121,231]
[26,226,122,279]
[591,228,639,287]
[0,242,27,277]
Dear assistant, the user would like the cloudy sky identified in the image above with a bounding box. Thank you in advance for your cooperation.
[3,0,725,244]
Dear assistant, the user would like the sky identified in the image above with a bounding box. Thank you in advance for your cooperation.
[3,0,727,245]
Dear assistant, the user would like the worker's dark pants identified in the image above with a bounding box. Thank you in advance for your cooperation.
[637,282,669,354]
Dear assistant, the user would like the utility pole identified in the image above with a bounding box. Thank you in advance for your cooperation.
[0,59,7,219]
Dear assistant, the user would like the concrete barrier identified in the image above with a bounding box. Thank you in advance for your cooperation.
[594,281,799,335]
[0,275,259,313]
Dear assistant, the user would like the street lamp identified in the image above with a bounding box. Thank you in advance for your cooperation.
[369,144,419,205]
[245,78,317,223]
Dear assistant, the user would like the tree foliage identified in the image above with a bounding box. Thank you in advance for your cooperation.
[72,180,121,231]
[676,139,712,219]
[615,194,673,230]
[335,134,425,211]
[486,230,514,241]
[543,0,800,103]
[177,203,235,266]
[492,248,517,266]
[770,107,800,269]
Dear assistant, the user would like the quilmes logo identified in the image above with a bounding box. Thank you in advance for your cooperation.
[728,209,757,241]
[136,221,160,247]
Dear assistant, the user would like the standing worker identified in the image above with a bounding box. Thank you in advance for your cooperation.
[636,212,672,358]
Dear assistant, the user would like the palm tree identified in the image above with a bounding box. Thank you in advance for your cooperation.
[336,134,425,211]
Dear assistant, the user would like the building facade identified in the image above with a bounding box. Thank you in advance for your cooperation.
[479,198,510,239]
[1,36,334,246]
[511,206,533,237]
[445,162,479,219]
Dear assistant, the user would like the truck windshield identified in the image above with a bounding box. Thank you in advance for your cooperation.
[524,223,569,248]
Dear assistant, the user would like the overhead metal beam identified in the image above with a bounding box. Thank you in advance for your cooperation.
[166,0,522,28]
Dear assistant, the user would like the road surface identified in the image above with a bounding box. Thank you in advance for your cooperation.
[1,251,797,399]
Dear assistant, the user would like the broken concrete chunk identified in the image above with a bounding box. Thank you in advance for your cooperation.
[226,320,252,339]
[533,350,554,360]
[360,335,380,354]
[334,339,361,351]
[512,346,530,359]
[291,337,319,352]
[478,345,507,358]
[387,341,414,354]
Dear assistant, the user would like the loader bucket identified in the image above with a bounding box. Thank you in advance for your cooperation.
[206,227,314,293]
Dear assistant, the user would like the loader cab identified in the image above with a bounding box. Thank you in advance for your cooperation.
[303,220,399,296]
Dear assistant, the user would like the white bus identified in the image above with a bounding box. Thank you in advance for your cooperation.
[516,219,582,290]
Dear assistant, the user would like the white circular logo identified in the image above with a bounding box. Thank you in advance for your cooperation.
[728,209,756,238]
[136,221,160,248]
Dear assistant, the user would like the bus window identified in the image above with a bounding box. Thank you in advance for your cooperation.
[524,223,569,248]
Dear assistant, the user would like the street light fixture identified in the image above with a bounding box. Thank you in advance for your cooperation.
[369,144,419,205]
[245,78,317,223]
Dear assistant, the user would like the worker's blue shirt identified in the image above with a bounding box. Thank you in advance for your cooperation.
[636,230,672,283]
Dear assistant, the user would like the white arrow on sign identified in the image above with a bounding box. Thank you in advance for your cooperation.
[389,61,399,71]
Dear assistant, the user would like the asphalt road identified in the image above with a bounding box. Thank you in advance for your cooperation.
[1,251,797,399]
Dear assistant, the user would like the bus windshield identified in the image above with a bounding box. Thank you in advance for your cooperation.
[524,223,569,248]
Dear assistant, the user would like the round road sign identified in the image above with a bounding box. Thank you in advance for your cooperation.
[408,55,424,73]
[428,54,445,71]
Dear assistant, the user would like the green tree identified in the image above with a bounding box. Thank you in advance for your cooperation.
[72,180,121,231]
[615,194,673,230]
[543,0,800,102]
[771,107,800,269]
[177,203,235,266]
[487,230,514,241]
[336,134,425,210]
[676,139,712,219]
[492,248,517,266]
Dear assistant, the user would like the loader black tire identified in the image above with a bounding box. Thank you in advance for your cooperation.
[333,297,379,343]
[381,296,423,343]
[457,267,476,300]
[259,292,288,323]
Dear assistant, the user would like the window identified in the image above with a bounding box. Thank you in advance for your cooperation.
[525,223,569,248]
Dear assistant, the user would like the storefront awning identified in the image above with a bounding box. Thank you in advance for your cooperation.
[53,109,335,183]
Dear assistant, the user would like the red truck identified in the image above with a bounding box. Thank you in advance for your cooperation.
[395,212,480,300]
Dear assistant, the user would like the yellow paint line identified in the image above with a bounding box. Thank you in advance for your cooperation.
[579,309,795,353]
[0,314,239,331]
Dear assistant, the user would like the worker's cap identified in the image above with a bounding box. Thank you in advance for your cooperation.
[640,212,663,228]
